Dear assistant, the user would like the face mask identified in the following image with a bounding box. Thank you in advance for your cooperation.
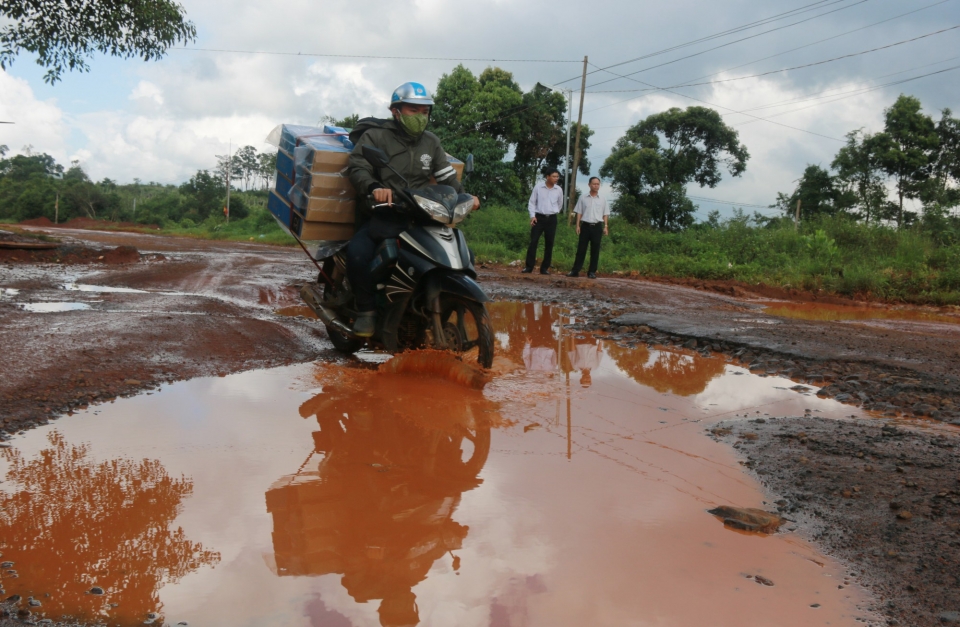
[399,113,428,136]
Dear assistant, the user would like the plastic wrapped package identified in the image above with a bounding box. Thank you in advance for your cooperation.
[267,187,351,260]
[267,188,292,226]
[291,171,355,199]
[294,142,350,176]
[276,148,295,184]
[265,123,354,153]
[290,209,354,241]
[288,187,355,223]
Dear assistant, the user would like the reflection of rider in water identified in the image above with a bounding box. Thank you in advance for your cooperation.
[266,374,494,627]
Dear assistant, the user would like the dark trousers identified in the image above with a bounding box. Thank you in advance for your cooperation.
[525,213,558,272]
[345,215,407,312]
[346,223,379,312]
[571,221,603,274]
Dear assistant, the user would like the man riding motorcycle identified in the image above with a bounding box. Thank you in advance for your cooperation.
[346,81,480,337]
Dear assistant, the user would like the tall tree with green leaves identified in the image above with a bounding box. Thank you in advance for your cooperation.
[774,164,843,221]
[431,65,525,205]
[874,95,939,228]
[600,106,749,231]
[831,129,888,223]
[923,108,960,211]
[511,83,569,193]
[1,0,197,83]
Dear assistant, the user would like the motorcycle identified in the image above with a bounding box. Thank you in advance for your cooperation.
[300,145,495,368]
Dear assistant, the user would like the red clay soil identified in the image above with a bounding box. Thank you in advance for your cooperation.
[19,216,160,230]
[0,243,142,265]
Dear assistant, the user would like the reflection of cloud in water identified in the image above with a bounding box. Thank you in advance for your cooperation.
[694,366,842,416]
[0,432,219,624]
[604,344,727,396]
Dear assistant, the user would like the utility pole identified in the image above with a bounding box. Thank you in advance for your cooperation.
[54,192,59,224]
[225,140,232,224]
[132,197,137,221]
[567,56,588,224]
[794,199,801,231]
[563,89,572,214]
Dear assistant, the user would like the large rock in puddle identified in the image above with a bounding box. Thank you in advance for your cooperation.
[707,506,784,534]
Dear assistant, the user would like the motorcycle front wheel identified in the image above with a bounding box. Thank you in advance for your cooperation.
[437,295,495,369]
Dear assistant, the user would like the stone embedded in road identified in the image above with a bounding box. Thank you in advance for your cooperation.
[707,506,784,533]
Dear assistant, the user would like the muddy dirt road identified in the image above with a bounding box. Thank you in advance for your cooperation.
[1,226,959,626]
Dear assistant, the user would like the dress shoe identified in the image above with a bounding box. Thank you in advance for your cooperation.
[566,272,579,278]
[587,272,597,279]
[540,269,550,275]
[521,267,533,274]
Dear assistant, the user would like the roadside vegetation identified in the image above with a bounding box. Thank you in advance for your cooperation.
[462,205,960,306]
[2,76,958,305]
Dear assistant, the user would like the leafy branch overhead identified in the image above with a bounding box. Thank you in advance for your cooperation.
[0,0,196,83]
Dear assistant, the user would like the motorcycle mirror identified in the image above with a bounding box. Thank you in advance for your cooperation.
[361,145,390,168]
[465,154,474,175]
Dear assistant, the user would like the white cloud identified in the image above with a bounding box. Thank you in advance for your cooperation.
[129,80,165,106]
[2,0,957,196]
[0,70,68,158]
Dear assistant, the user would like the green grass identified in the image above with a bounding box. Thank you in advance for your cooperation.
[460,205,960,305]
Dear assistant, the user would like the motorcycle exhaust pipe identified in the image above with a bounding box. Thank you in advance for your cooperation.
[300,283,359,339]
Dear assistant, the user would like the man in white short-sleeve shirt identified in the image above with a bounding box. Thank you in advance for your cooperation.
[567,177,610,279]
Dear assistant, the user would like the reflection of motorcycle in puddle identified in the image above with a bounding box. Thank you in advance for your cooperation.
[266,370,498,626]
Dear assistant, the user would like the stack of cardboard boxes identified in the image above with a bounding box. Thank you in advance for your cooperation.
[268,123,357,242]
[267,122,467,253]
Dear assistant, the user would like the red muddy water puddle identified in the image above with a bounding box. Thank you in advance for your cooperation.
[764,301,960,325]
[0,302,879,626]
[275,305,319,319]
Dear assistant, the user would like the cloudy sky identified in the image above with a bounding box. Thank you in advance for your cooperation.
[1,0,958,217]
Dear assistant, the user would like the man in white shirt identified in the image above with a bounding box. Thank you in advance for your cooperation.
[523,168,564,275]
[567,177,609,279]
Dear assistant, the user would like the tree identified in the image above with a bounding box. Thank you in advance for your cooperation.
[923,108,960,211]
[874,95,939,228]
[600,106,749,231]
[258,151,277,190]
[831,130,888,223]
[774,164,843,221]
[321,114,361,129]
[550,121,594,183]
[233,145,258,191]
[431,65,525,205]
[511,83,569,193]
[1,0,196,83]
[178,170,225,220]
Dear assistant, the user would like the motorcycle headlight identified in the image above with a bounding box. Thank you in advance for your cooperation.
[413,195,452,224]
[451,199,474,225]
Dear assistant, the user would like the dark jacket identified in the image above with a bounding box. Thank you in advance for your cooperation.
[348,118,463,222]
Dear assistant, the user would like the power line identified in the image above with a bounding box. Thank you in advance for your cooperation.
[585,63,845,141]
[723,54,960,115]
[687,195,775,209]
[654,25,960,91]
[590,0,953,94]
[553,0,847,85]
[582,0,875,90]
[666,0,955,91]
[731,63,960,127]
[171,47,580,63]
